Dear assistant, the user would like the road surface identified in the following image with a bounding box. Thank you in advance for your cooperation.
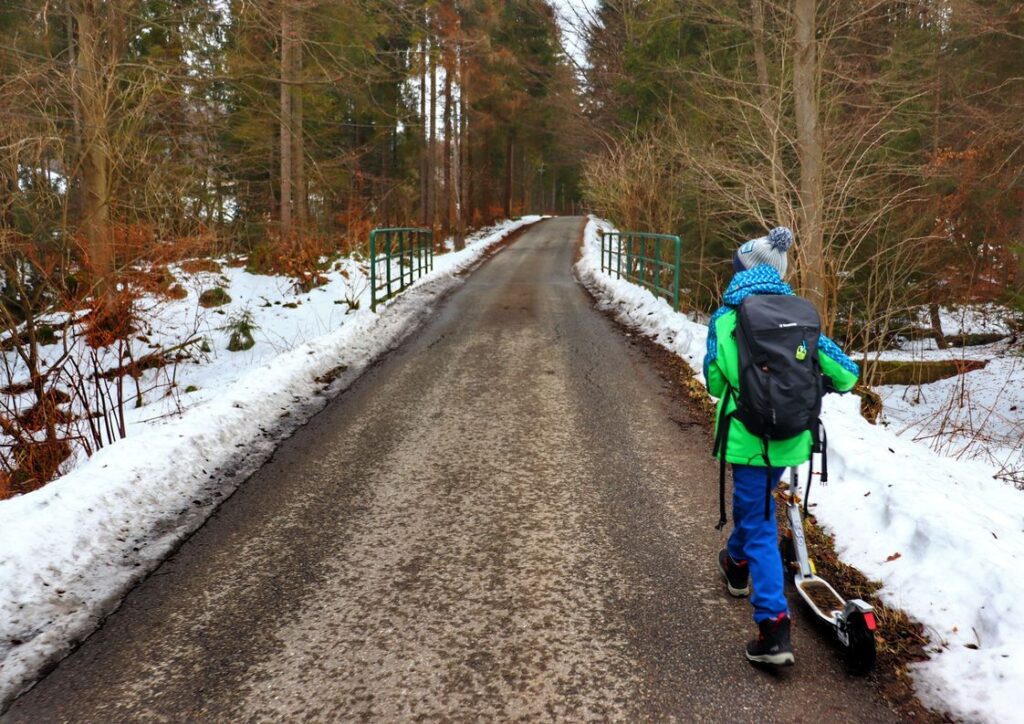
[5,217,897,722]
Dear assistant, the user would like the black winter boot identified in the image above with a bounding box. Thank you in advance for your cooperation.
[718,549,750,597]
[746,614,795,666]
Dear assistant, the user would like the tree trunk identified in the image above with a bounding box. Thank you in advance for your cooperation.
[429,44,438,230]
[292,9,306,236]
[1,139,17,229]
[455,51,468,250]
[419,40,429,227]
[443,48,453,238]
[793,0,827,320]
[66,4,83,224]
[929,303,948,349]
[504,137,513,219]
[279,2,294,241]
[520,149,528,214]
[74,0,114,287]
[1014,197,1024,295]
[751,0,785,225]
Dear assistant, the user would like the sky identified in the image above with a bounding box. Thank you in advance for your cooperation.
[549,0,600,68]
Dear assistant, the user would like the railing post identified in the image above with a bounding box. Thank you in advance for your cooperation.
[385,230,393,298]
[370,229,378,310]
[416,230,422,279]
[638,235,645,289]
[400,230,407,289]
[673,235,681,311]
[403,233,411,286]
[654,236,661,295]
[405,229,412,286]
[625,233,632,282]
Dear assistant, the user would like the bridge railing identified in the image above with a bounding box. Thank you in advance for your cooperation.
[599,230,682,311]
[369,227,434,310]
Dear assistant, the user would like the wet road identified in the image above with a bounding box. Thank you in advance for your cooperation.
[5,217,897,722]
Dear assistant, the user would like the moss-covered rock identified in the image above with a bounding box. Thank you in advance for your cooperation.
[37,325,59,346]
[858,358,987,386]
[199,287,231,308]
[945,332,1007,348]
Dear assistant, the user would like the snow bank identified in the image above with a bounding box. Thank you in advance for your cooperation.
[576,216,1024,724]
[0,216,542,708]
[877,348,1024,484]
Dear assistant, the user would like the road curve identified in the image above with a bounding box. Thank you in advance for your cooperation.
[5,217,897,722]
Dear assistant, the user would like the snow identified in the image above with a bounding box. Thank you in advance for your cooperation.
[921,303,1016,338]
[877,349,1024,484]
[576,216,1024,724]
[845,302,1024,486]
[0,216,542,709]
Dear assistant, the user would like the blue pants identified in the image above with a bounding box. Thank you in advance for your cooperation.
[727,464,788,623]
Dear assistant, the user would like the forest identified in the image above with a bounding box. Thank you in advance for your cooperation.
[581,1,1024,336]
[2,5,1024,720]
[1,0,1023,492]
[0,0,582,492]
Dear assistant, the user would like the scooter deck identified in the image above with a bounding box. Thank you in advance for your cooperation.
[795,575,846,623]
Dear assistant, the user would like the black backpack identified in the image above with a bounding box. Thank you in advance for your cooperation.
[713,294,827,529]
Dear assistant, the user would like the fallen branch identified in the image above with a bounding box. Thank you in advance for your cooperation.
[93,338,202,381]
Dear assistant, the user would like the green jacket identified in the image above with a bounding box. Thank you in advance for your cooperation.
[704,267,859,466]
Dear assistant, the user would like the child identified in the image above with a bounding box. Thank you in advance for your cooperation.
[703,226,859,666]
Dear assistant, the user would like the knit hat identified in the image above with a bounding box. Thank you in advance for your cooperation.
[732,226,793,277]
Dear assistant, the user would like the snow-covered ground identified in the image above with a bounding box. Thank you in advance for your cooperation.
[0,216,542,708]
[576,216,1024,724]
[860,305,1024,487]
[876,343,1023,486]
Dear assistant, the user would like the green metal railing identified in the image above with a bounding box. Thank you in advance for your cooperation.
[600,230,682,311]
[369,227,434,310]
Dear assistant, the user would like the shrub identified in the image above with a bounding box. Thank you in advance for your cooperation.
[223,310,257,352]
[83,292,138,348]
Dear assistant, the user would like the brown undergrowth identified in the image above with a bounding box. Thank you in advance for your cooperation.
[580,278,947,722]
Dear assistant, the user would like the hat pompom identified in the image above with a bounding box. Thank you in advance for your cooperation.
[767,226,793,252]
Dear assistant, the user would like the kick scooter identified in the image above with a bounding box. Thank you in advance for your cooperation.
[779,465,878,673]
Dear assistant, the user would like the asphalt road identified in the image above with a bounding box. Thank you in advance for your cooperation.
[5,217,898,722]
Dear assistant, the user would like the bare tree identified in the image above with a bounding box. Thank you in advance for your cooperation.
[792,0,826,312]
[279,1,295,240]
[72,0,118,289]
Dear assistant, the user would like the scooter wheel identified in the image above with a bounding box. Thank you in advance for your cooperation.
[843,612,877,674]
[780,533,797,580]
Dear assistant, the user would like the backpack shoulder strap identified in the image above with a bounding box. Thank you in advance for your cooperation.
[714,384,734,530]
[803,420,828,516]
